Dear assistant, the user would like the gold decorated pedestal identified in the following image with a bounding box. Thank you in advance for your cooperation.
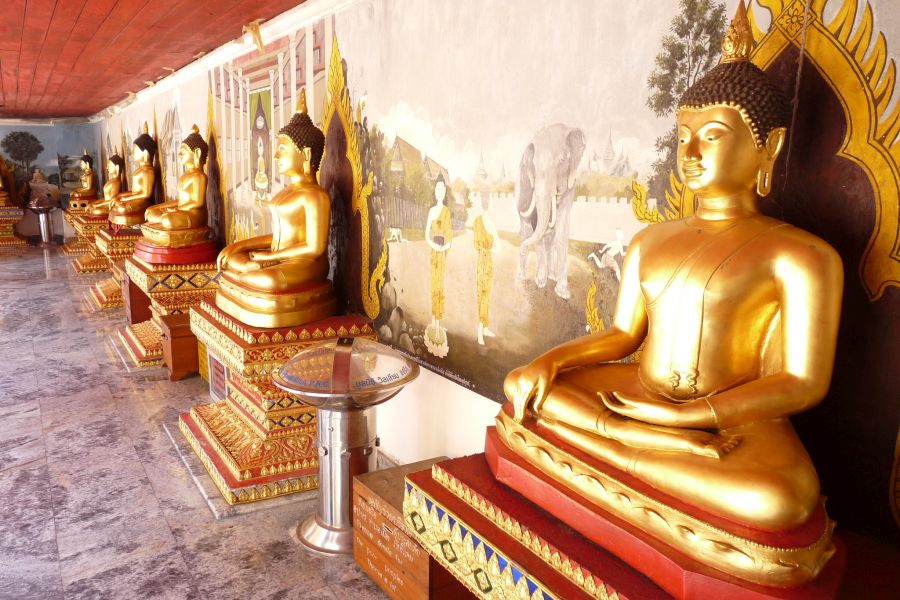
[61,203,94,256]
[85,228,142,310]
[180,300,375,505]
[72,214,112,273]
[117,256,219,368]
[0,205,27,247]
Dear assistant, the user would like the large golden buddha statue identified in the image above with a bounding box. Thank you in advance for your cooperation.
[140,125,210,248]
[69,149,97,204]
[215,89,336,328]
[108,123,156,227]
[496,5,842,589]
[87,152,127,217]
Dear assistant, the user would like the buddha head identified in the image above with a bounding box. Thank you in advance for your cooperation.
[434,173,447,206]
[179,124,208,170]
[675,1,790,197]
[107,152,126,186]
[80,149,93,172]
[132,122,158,166]
[275,88,325,179]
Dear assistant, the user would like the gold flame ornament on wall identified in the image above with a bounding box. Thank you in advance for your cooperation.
[321,34,387,319]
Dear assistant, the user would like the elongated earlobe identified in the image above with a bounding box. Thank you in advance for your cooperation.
[756,167,772,196]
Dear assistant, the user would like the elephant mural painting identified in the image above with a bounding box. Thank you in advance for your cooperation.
[515,123,586,299]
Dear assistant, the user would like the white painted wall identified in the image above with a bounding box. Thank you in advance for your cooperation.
[376,368,499,464]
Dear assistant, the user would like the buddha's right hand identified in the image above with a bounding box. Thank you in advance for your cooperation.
[504,357,558,422]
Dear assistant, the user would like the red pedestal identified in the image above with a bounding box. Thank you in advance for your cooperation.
[133,239,218,265]
[484,427,846,599]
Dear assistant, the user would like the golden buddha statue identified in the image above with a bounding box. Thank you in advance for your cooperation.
[87,152,127,217]
[108,123,156,227]
[0,163,11,207]
[69,149,97,202]
[215,89,336,328]
[140,125,210,248]
[497,5,842,588]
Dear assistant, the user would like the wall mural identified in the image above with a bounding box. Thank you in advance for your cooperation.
[93,0,899,541]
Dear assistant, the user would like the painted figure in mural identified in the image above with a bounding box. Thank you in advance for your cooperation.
[215,89,336,329]
[499,5,841,586]
[68,149,97,202]
[141,125,210,248]
[109,123,157,227]
[473,194,496,346]
[424,174,451,357]
[87,152,127,217]
[588,227,626,281]
[515,123,586,300]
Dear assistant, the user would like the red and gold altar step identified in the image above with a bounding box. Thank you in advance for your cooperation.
[117,248,220,368]
[61,202,93,255]
[0,205,27,247]
[180,300,375,505]
[71,214,112,273]
[85,228,143,310]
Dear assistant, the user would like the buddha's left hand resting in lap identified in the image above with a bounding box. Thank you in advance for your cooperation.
[503,16,843,534]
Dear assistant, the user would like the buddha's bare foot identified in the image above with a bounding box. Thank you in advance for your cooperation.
[687,432,741,459]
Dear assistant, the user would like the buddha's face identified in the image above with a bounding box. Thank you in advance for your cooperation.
[81,160,90,171]
[106,160,119,180]
[178,143,198,168]
[133,144,151,165]
[434,181,447,204]
[677,105,765,197]
[274,134,310,177]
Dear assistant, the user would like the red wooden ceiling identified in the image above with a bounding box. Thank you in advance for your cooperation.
[0,0,306,119]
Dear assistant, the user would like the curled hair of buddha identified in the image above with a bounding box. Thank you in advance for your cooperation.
[108,154,126,172]
[133,122,158,161]
[279,88,325,174]
[676,2,790,147]
[182,124,209,167]
[81,149,93,167]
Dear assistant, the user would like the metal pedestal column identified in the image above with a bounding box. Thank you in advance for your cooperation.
[297,406,378,556]
[38,211,55,246]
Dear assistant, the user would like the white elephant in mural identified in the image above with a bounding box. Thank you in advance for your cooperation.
[515,123,586,299]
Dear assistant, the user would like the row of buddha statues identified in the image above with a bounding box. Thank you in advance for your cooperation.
[62,4,844,592]
[69,88,335,329]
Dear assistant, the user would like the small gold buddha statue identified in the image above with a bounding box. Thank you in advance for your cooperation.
[215,89,336,328]
[87,152,127,217]
[108,123,156,227]
[140,125,210,248]
[69,149,97,203]
[498,4,842,587]
[0,162,12,207]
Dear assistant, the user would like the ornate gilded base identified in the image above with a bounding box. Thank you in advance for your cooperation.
[96,227,142,261]
[61,240,91,256]
[181,301,375,505]
[490,404,841,593]
[87,261,126,310]
[72,215,112,273]
[73,251,110,274]
[118,318,163,367]
[139,224,211,249]
[215,275,338,329]
[0,206,27,247]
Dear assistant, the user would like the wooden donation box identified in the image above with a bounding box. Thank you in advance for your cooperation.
[117,246,219,368]
[181,300,375,505]
[159,313,200,381]
[354,459,474,600]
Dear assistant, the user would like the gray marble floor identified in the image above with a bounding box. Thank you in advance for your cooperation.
[0,247,387,600]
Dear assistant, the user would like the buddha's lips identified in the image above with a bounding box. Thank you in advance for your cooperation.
[682,163,705,178]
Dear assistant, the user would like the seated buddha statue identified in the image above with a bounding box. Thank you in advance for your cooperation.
[87,153,127,217]
[108,123,156,227]
[140,125,210,248]
[215,89,336,329]
[68,149,97,205]
[0,162,12,207]
[498,6,842,588]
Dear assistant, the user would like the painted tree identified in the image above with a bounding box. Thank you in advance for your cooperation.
[1,131,44,176]
[646,0,727,201]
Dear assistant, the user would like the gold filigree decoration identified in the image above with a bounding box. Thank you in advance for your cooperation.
[430,466,620,600]
[585,280,606,334]
[494,412,836,588]
[322,35,386,318]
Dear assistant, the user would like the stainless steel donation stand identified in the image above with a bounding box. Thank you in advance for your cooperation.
[271,337,419,556]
